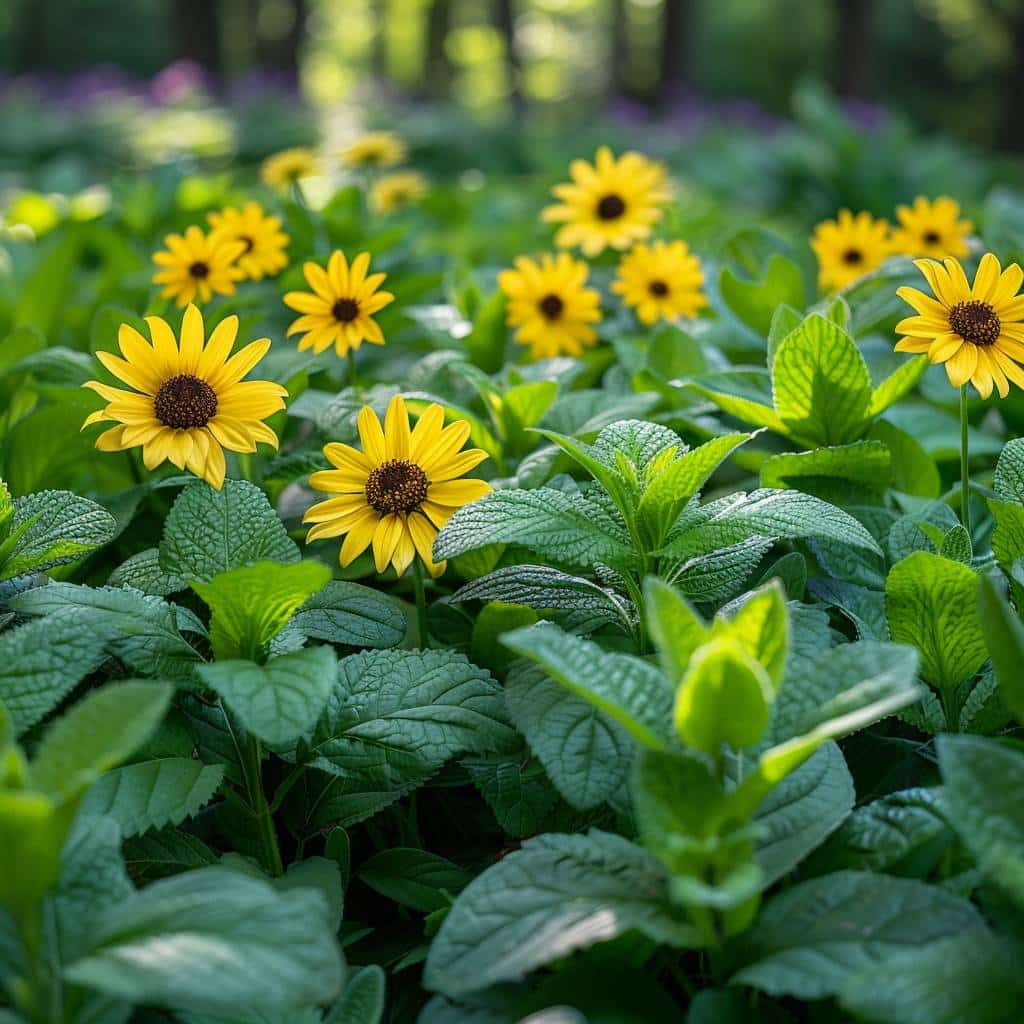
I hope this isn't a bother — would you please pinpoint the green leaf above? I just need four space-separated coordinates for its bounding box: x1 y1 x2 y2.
64 867 345 1015
674 639 773 753
686 380 787 435
433 488 636 570
463 289 507 373
988 497 1024 567
295 649 515 778
108 547 185 596
719 254 805 336
423 830 698 997
732 870 984 999
591 420 682 473
81 758 225 837
357 848 472 912
501 621 673 749
994 437 1024 501
123 828 219 882
192 560 330 660
869 355 928 416
463 750 559 838
505 660 631 810
771 315 873 446
0 489 115 580
287 580 407 648
159 479 300 585
31 680 173 801
759 441 891 502
644 577 709 686
977 573 1024 721
885 551 987 692
938 734 1024 906
324 964 386 1024
940 524 972 564
199 646 338 747
840 932 1024 1024
718 582 789 688
868 419 940 499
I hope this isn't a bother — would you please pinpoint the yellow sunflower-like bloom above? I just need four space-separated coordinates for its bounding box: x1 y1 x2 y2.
261 147 320 190
811 209 891 292
891 196 973 260
304 395 490 578
372 170 428 213
283 251 395 359
612 240 707 325
541 147 671 257
207 202 290 281
152 226 246 308
340 131 406 170
82 305 287 490
498 253 603 361
895 254 1024 399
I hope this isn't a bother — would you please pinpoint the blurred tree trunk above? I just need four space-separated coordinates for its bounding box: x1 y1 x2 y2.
495 0 524 117
259 0 307 83
173 0 224 74
371 0 389 81
834 0 874 99
423 0 453 99
10 0 49 72
998 4 1024 151
657 0 692 108
610 0 630 100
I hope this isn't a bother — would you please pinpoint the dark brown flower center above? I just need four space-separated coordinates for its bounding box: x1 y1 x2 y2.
922 231 941 245
538 293 564 320
596 193 626 220
238 235 254 254
648 280 669 297
364 459 429 515
841 249 863 265
333 298 359 322
154 374 218 429
949 300 1000 346
189 261 210 279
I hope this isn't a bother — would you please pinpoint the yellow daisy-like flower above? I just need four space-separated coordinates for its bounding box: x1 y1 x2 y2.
82 305 287 490
340 131 406 170
541 147 670 257
811 209 891 292
261 147 320 190
207 202 290 281
612 240 708 325
152 226 246 308
371 170 429 213
895 254 1024 399
283 251 395 359
498 253 603 361
891 196 973 260
304 395 490 578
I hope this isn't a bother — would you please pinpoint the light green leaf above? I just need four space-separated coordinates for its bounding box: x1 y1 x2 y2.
772 315 873 446
81 758 225 837
643 576 709 686
719 254 805 336
686 383 786 435
885 551 987 692
718 582 789 688
501 621 673 749
993 436 1024 501
423 830 697 997
192 560 330 660
977 573 1024 721
759 441 891 501
869 355 928 416
159 479 300 585
590 420 682 473
198 646 338 747
868 420 940 499
988 497 1024 567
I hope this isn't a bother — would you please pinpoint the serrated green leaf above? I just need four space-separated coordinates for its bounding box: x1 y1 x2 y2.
357 848 472 912
463 750 559 837
287 580 407 648
122 828 219 882
108 547 185 596
759 441 891 502
988 496 1024 567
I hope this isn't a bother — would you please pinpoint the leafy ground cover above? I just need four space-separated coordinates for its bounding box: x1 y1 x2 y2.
3 109 1024 1024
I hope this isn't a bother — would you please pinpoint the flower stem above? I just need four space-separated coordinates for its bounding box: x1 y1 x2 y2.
245 734 284 877
413 558 429 647
347 348 360 395
959 384 970 537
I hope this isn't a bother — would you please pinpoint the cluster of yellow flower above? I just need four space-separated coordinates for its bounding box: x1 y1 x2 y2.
812 196 973 292
499 146 708 361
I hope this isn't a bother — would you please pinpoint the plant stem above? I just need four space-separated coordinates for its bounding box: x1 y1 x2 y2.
347 348 360 395
290 179 308 210
238 451 254 483
245 734 284 877
413 558 429 647
959 383 970 537
942 687 961 734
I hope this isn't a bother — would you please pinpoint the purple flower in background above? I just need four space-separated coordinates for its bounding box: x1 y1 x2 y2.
843 98 886 133
66 65 140 108
149 61 215 104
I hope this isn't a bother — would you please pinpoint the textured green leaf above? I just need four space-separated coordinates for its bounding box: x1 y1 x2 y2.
988 497 1024 567
122 828 219 882
501 621 673 749
463 750 560 837
81 758 225 837
107 547 185 596
772 315 873 446
325 964 386 1024
590 419 682 472
732 870 984 999
886 552 987 692
672 537 776 603
719 582 789 688
759 441 890 501
192 560 330 660
977 573 1024 721
993 436 1024 501
357 848 472 912
287 580 407 648
719 253 805 336
424 831 697 997
687 379 787 434
505 660 631 810
159 479 300 585
64 868 344 1015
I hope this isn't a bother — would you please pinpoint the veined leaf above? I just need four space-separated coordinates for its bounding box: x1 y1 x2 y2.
993 436 1024 502
287 580 407 649
977 573 1024 721
759 441 891 501
869 355 928 416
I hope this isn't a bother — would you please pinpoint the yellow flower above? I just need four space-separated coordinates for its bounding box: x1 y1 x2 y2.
304 395 489 578
340 131 406 170
207 202 290 281
371 170 428 213
283 251 395 359
498 253 603 360
152 226 246 308
891 196 973 260
895 254 1024 399
261 147 320 190
811 210 891 292
541 147 670 257
612 240 707 325
82 305 287 490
